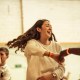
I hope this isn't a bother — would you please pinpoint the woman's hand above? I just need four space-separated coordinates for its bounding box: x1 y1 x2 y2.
53 54 65 64
58 50 67 63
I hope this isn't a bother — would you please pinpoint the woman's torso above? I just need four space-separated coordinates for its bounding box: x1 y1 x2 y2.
24 39 62 80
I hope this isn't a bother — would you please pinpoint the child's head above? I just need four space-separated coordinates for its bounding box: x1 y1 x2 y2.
0 47 9 66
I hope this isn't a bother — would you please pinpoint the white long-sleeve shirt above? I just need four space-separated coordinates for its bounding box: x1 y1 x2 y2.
0 64 11 80
24 39 65 80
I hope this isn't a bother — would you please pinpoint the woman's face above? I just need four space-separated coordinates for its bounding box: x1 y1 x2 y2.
37 21 52 39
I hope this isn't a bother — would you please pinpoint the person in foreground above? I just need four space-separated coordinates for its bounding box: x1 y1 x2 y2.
0 47 11 80
6 19 66 80
59 48 80 62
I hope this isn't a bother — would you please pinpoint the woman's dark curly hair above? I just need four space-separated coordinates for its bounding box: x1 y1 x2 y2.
6 19 57 53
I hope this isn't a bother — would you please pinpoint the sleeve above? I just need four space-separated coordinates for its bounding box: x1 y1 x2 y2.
55 42 62 54
54 42 65 79
24 40 46 56
53 64 65 80
2 69 11 80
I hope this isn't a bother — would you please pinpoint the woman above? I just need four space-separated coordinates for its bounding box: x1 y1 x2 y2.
7 19 65 80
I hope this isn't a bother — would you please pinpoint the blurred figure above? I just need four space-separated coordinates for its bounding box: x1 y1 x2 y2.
0 47 11 80
59 48 80 61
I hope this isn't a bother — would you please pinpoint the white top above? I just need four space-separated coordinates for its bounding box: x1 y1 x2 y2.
24 39 65 80
0 64 11 80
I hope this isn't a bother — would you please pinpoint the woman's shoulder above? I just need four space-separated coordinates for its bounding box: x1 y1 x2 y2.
27 39 38 44
51 41 61 48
